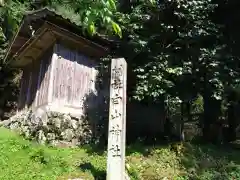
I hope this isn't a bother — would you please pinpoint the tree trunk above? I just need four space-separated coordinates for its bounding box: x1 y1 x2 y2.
180 102 185 141
203 94 222 142
227 102 237 141
186 101 192 122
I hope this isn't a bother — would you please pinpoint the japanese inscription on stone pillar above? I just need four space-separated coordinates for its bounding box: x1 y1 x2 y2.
107 58 127 180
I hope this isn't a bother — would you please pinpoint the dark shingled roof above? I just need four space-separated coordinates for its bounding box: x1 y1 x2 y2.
5 7 117 66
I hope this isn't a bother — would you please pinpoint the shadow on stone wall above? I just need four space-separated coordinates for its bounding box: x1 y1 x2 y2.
81 58 110 147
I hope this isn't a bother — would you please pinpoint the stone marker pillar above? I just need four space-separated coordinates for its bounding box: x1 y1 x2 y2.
106 58 127 180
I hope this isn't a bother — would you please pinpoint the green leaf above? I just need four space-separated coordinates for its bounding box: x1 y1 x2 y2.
88 22 96 35
108 0 116 10
0 0 4 7
148 0 156 6
111 21 122 38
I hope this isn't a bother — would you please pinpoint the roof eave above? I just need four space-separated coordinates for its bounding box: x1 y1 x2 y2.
4 8 116 66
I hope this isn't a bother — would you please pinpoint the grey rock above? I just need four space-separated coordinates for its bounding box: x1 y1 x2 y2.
10 122 19 130
48 111 61 118
71 120 78 130
70 115 80 121
63 114 71 120
71 138 80 146
37 130 46 144
61 128 74 141
47 133 56 141
0 120 11 127
42 117 48 127
5 109 93 147
22 117 29 126
49 140 59 146
62 118 72 129
52 118 62 129
23 128 31 138
25 110 32 119
31 115 42 126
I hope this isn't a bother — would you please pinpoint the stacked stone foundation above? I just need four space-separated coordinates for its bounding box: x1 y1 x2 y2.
2 110 93 147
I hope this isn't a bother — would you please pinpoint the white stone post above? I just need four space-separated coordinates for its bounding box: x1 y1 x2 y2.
106 58 127 180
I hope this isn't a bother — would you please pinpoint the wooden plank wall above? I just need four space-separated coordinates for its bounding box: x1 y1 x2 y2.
28 58 41 107
18 47 53 110
18 43 100 114
36 48 52 107
18 66 30 110
52 43 98 110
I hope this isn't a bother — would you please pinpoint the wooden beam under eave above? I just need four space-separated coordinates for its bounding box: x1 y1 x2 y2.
11 56 33 67
17 36 28 41
29 46 44 52
44 22 109 58
16 40 55 67
53 31 106 58
10 24 57 67
16 28 49 61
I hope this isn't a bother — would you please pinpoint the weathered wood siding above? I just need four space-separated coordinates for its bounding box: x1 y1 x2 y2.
51 43 98 112
18 47 53 110
18 42 101 116
18 66 30 110
27 58 41 107
35 48 52 107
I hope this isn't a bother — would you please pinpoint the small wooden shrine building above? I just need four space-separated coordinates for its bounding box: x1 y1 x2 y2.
5 8 113 117
5 8 166 143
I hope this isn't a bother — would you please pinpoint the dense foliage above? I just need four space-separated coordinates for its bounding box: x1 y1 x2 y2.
115 0 240 140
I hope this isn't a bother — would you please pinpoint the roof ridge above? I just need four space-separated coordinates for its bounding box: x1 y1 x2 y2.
25 7 53 15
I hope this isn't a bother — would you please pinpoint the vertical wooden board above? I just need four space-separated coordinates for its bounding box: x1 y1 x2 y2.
22 66 31 109
58 46 65 103
40 54 49 105
35 55 43 107
68 49 74 104
107 58 127 180
79 54 84 101
30 58 41 108
18 68 29 110
26 69 32 107
63 47 69 103
38 57 45 106
38 59 46 106
48 43 100 112
75 52 83 106
52 43 77 106
66 49 75 105
73 51 78 106
36 48 52 107
77 52 83 106
52 52 59 100
52 43 60 101
59 61 64 100
17 71 24 110
45 55 52 103
48 45 57 104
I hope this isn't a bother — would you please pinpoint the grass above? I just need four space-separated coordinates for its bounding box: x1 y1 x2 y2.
1 127 240 180
0 127 103 180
